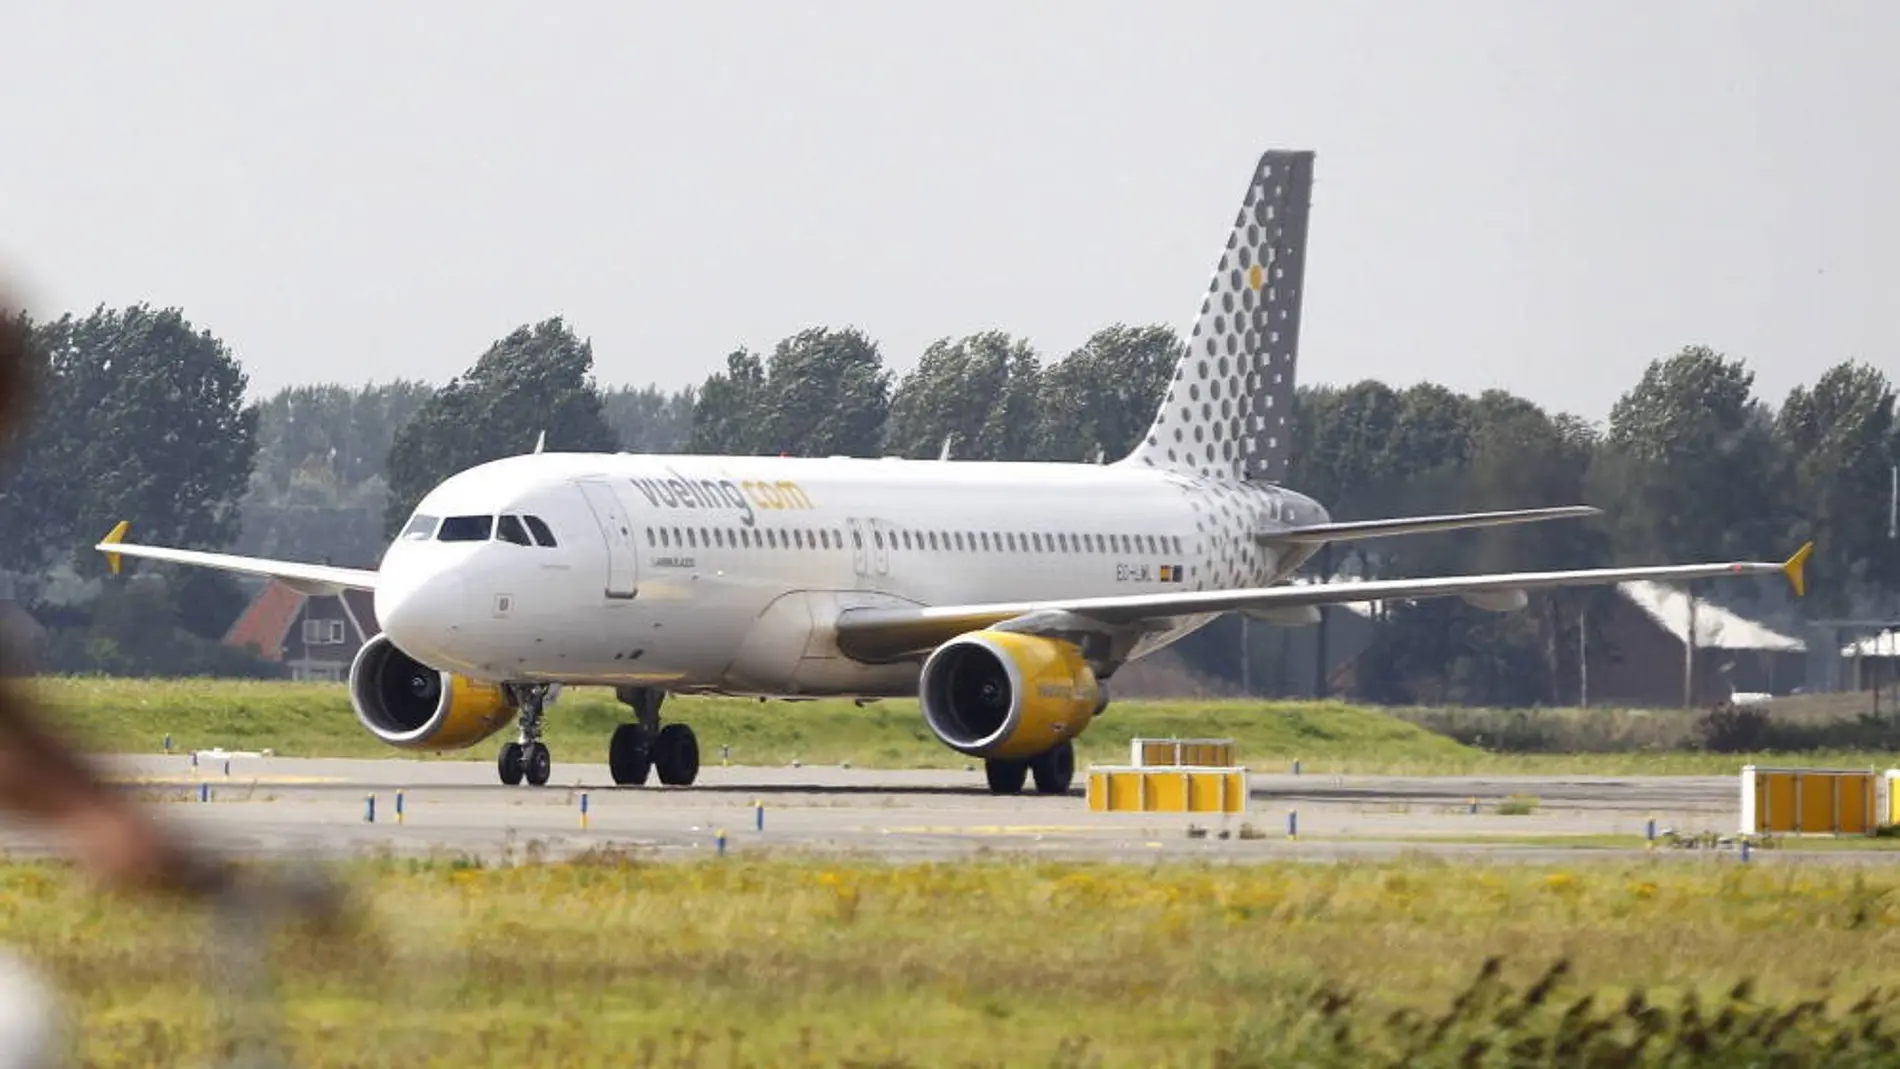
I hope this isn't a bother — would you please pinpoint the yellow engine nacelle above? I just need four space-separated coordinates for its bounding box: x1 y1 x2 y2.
348 633 518 751
918 630 1105 760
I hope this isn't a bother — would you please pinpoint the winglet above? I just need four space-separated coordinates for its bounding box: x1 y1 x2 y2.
99 520 129 576
1784 541 1813 598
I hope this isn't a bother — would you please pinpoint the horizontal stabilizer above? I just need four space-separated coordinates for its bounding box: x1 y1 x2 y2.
1260 505 1600 545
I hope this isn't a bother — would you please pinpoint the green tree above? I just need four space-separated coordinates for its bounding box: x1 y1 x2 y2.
687 349 768 455
885 332 1043 460
1589 345 1785 566
757 327 891 457
602 384 695 454
241 381 435 566
384 318 618 536
36 305 259 569
0 309 68 579
1035 324 1181 462
1776 361 1899 613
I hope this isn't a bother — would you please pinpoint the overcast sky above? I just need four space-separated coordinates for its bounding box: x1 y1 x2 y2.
2 2 1892 423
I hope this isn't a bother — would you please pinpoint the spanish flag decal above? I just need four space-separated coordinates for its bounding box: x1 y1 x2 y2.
1158 565 1174 582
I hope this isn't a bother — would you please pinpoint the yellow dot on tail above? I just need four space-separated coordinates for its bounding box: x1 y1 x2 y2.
1247 264 1264 290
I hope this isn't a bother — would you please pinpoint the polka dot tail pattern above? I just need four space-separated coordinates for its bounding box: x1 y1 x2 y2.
1122 149 1314 487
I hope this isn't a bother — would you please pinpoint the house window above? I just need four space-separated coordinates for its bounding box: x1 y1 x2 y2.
303 618 346 645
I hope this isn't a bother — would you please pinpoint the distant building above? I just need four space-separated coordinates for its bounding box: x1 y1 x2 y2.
223 579 378 682
1246 578 1808 708
1585 581 1808 707
1839 629 1900 693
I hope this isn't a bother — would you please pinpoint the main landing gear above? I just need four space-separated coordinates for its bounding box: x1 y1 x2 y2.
607 686 700 787
497 684 553 788
983 740 1075 796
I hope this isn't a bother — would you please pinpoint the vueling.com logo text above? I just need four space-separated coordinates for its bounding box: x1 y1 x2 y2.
627 468 813 527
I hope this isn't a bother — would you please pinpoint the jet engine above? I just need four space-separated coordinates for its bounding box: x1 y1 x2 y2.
918 630 1105 760
348 633 517 751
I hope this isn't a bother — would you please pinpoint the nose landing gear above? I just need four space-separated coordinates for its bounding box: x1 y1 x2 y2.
497 684 553 787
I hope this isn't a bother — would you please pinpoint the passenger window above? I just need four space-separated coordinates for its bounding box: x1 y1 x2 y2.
645 528 656 545
980 532 991 552
1032 533 1044 552
496 515 533 546
401 514 439 541
438 515 493 542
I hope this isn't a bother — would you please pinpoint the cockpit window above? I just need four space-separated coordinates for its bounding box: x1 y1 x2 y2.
438 515 493 542
523 515 557 547
401 513 439 541
496 514 532 546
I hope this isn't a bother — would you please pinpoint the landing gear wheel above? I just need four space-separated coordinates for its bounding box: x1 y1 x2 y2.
1030 741 1075 795
503 683 553 787
524 742 552 787
497 741 524 786
984 758 1028 795
653 723 700 786
609 723 653 786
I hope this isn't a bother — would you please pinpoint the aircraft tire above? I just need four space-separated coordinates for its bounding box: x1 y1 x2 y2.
1030 741 1074 795
497 741 524 786
654 723 700 786
609 724 652 786
984 758 1028 795
524 742 552 787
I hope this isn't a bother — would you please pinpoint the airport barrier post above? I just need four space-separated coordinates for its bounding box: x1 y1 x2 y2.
1740 765 1878 836
364 793 376 824
396 789 405 825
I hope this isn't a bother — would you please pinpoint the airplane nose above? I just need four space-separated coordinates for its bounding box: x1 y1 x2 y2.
374 573 468 656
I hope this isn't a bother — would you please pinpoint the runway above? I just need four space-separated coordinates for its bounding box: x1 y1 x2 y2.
0 753 1887 867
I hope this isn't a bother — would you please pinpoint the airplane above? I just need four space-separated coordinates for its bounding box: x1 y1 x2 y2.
93 149 1813 794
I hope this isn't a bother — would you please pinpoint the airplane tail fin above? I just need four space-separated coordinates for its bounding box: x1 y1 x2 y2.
1119 149 1315 485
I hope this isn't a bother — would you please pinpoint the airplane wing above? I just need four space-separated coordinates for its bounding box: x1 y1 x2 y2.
95 522 378 595
1259 505 1600 545
833 543 1813 663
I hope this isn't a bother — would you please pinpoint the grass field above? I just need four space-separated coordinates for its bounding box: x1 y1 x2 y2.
8 853 1900 1067
28 676 1900 778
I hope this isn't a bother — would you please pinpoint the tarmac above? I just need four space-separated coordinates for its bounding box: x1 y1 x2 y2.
0 753 1888 868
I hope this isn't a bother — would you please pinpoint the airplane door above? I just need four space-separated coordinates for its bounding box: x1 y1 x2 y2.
846 518 869 577
575 478 638 599
868 518 891 576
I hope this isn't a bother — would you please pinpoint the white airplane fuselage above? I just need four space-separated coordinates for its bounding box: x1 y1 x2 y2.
375 451 1329 697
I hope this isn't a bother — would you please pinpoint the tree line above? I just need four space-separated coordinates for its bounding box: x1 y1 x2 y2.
1 303 1892 703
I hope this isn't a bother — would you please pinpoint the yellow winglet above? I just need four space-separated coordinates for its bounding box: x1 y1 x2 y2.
1783 541 1813 598
100 520 129 576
